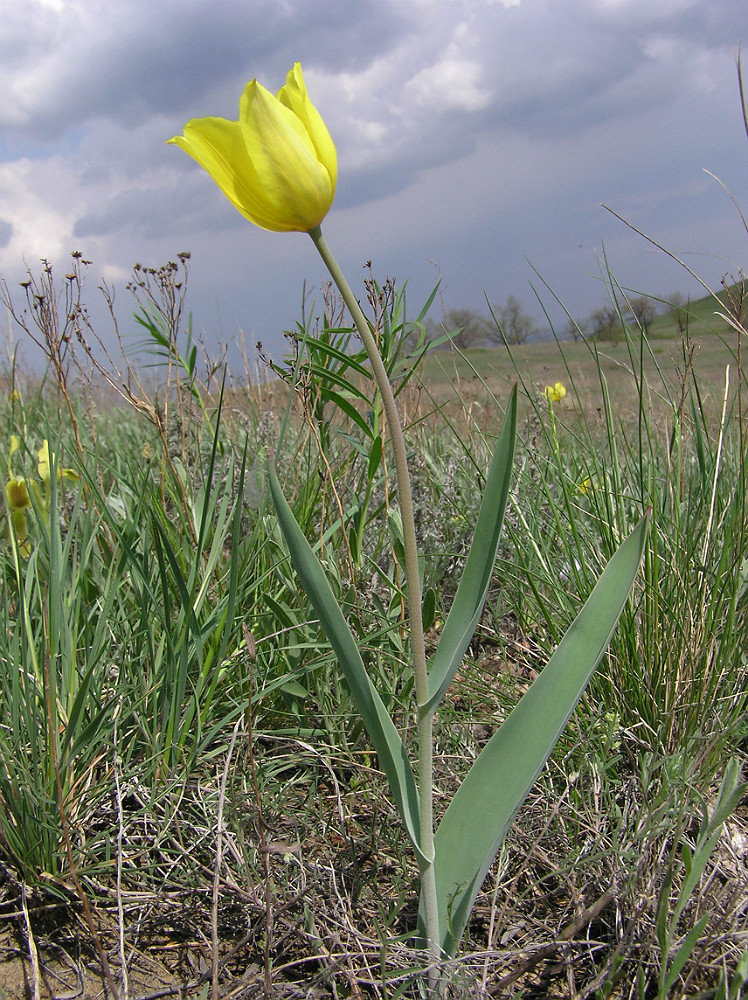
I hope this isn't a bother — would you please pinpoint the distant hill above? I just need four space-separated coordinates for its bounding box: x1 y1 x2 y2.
642 281 745 341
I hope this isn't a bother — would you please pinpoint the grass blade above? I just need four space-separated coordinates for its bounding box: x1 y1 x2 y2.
661 913 711 996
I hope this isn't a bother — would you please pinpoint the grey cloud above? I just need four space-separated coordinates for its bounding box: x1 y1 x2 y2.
2 0 745 367
5 0 404 141
74 172 244 241
0 219 12 248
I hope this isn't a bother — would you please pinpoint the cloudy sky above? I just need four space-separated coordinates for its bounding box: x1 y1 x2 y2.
1 0 745 373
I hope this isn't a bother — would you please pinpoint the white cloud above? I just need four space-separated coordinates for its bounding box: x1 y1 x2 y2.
405 44 491 112
0 159 76 266
642 35 726 94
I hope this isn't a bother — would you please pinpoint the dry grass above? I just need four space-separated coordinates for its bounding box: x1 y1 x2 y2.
409 333 742 430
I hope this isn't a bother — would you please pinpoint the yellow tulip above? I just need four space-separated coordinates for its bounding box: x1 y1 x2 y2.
37 440 51 483
5 438 31 511
168 62 337 233
33 440 79 522
5 475 30 511
5 438 32 558
544 381 567 404
36 440 79 486
3 438 80 557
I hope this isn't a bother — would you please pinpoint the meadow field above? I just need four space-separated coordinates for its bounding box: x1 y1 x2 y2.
0 260 746 1000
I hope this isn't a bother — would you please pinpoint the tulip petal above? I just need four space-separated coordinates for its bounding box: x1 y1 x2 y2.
37 440 51 483
277 63 337 195
168 117 281 230
169 63 336 233
5 476 30 510
239 80 333 232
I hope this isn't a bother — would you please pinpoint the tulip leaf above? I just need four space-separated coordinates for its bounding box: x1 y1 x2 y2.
425 515 648 957
267 460 424 863
423 384 517 716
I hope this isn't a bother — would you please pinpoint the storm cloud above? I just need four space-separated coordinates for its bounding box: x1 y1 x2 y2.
1 0 745 367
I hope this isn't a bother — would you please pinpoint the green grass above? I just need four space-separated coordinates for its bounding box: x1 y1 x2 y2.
0 257 746 999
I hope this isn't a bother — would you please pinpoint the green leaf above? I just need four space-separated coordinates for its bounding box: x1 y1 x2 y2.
661 913 710 996
670 758 746 935
423 384 517 716
367 434 383 482
307 338 371 382
426 515 649 957
421 587 436 632
267 459 424 863
730 949 748 999
318 388 375 440
703 758 746 833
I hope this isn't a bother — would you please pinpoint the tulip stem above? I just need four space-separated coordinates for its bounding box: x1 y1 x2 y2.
308 226 440 975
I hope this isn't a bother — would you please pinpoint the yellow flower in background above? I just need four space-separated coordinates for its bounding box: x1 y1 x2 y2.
5 475 30 511
34 440 80 518
169 62 337 233
5 437 31 558
544 381 567 404
4 437 80 557
36 440 79 488
6 436 29 507
36 440 52 484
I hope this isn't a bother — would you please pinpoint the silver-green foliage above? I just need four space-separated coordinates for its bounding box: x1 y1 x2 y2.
268 381 648 958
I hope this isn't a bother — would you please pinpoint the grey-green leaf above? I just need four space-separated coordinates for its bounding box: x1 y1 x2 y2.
424 384 517 716
267 460 424 863
426 515 649 957
661 913 711 996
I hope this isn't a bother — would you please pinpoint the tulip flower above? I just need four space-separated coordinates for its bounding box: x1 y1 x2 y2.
6 505 31 559
36 440 79 489
168 62 337 233
544 381 567 403
6 439 30 507
4 437 79 557
33 440 80 519
5 476 30 510
5 437 31 557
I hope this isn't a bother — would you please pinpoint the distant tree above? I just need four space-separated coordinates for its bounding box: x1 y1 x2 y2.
423 298 538 349
425 308 493 350
488 295 538 345
564 316 589 342
588 304 620 341
668 292 689 334
627 296 658 335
